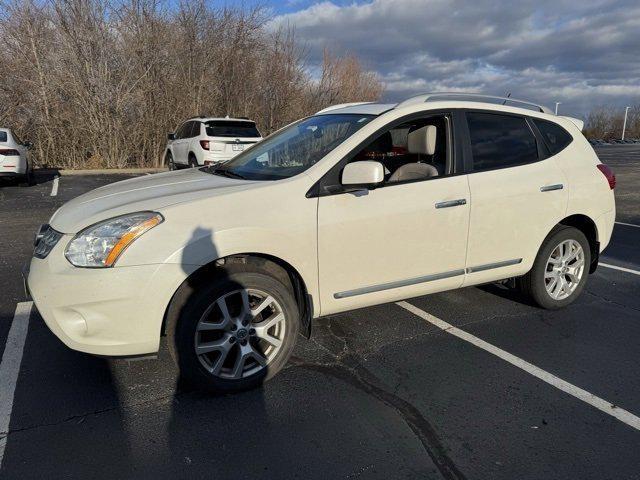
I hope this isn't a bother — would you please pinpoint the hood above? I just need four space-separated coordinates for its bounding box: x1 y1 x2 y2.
50 168 257 233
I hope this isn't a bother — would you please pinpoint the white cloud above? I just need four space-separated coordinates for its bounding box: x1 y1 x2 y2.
271 0 640 116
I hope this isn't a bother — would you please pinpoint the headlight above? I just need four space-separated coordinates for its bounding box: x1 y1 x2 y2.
65 212 163 268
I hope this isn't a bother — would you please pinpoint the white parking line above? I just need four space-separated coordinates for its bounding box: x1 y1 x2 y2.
0 302 32 468
50 176 59 197
615 221 640 229
600 263 640 276
397 301 640 432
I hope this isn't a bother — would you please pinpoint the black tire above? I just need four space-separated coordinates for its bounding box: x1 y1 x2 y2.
168 269 299 393
166 151 176 171
18 169 34 187
188 153 198 168
517 226 591 309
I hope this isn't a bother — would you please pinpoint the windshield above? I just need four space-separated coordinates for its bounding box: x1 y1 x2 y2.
0 131 7 143
208 114 375 180
205 121 261 138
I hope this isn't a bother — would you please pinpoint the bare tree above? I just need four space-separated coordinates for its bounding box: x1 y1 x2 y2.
0 0 385 169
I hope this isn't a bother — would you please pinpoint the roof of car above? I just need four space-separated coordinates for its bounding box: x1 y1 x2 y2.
187 117 256 123
316 92 555 117
316 103 396 116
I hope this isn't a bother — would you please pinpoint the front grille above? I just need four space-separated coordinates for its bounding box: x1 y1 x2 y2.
34 224 63 259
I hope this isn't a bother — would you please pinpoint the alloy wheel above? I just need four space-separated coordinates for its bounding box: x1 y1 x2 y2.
194 288 286 379
544 239 585 300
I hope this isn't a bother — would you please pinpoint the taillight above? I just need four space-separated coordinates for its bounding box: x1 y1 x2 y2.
199 140 210 150
597 164 616 189
0 149 20 156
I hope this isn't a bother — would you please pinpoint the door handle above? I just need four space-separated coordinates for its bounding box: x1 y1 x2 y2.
435 199 467 209
540 184 563 192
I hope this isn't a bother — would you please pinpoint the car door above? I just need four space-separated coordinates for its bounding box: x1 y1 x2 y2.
173 122 191 164
316 112 471 315
462 110 568 286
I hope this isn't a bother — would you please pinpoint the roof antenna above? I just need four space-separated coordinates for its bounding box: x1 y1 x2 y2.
502 92 511 105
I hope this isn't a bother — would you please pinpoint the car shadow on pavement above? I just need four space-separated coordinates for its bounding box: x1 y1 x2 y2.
2 309 137 478
0 169 60 188
31 169 61 186
476 283 538 307
164 227 271 474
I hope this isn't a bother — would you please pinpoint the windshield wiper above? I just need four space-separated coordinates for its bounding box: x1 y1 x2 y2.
207 167 246 180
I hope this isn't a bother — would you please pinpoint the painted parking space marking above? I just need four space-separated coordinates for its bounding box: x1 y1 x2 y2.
50 176 59 197
397 300 640 432
615 221 640 229
600 263 640 276
0 302 33 469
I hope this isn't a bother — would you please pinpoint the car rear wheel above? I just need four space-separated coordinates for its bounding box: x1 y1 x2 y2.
168 270 299 393
517 226 591 309
188 154 198 168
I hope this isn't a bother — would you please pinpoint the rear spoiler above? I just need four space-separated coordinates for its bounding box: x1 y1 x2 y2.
560 116 584 132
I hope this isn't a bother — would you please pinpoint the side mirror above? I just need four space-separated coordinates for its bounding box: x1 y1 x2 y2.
167 132 176 141
341 161 385 189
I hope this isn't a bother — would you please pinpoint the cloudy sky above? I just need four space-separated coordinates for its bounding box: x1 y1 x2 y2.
267 0 640 118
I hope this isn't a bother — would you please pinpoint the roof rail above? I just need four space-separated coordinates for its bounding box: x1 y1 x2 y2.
396 92 554 114
316 102 373 114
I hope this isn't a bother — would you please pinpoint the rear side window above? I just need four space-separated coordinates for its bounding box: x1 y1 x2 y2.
533 118 572 155
0 132 7 142
467 112 539 171
205 121 260 138
190 122 201 137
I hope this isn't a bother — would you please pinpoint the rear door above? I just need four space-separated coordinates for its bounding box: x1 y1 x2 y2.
462 110 568 285
173 122 192 164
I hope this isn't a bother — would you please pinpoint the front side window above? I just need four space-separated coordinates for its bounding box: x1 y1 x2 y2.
467 112 539 171
205 121 261 138
344 114 450 186
533 118 572 155
209 114 374 180
177 123 191 139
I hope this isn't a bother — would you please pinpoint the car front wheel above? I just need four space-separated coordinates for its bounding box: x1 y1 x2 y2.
517 226 591 309
168 270 299 393
166 152 176 171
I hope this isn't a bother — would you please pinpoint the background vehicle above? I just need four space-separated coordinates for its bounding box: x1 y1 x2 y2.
28 93 615 393
165 117 262 169
0 128 33 184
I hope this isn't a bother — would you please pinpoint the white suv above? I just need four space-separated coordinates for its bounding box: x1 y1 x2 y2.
27 93 616 393
165 117 262 169
0 128 33 184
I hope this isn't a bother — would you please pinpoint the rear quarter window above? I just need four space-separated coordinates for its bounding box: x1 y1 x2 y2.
532 118 573 155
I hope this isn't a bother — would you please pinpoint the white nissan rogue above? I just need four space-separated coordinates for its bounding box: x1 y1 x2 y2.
27 93 616 393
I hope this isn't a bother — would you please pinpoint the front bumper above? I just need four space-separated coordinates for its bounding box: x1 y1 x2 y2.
27 237 193 357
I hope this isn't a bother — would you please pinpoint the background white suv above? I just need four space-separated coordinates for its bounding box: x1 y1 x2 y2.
165 117 262 169
0 127 33 184
28 93 616 393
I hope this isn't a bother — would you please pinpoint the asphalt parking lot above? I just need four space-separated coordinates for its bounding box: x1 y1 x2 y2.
0 146 639 479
